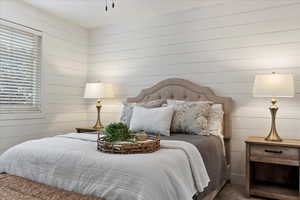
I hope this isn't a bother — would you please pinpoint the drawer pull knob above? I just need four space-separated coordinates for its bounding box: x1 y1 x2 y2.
265 149 282 154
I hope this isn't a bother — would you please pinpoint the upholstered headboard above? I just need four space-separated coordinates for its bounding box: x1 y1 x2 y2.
127 78 233 164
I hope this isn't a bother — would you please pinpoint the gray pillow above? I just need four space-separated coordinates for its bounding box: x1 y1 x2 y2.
120 99 166 126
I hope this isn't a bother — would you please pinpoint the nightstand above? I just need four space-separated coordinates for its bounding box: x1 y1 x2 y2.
245 136 300 200
75 127 101 133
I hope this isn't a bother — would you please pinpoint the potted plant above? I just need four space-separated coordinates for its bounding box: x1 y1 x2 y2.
103 122 135 143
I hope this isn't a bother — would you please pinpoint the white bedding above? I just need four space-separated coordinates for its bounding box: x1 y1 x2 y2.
0 133 209 200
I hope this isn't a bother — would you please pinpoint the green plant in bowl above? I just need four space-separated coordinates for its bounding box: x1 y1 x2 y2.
103 122 135 143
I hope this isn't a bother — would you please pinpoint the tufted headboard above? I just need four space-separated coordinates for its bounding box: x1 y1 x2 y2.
126 78 233 164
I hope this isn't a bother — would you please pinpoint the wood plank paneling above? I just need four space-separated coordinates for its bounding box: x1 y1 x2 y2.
0 0 89 153
87 0 300 184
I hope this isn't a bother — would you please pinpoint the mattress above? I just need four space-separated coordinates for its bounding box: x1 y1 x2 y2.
160 134 227 197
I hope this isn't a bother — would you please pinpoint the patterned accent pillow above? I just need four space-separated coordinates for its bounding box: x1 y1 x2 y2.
120 99 166 126
207 104 224 136
167 100 224 136
168 101 211 135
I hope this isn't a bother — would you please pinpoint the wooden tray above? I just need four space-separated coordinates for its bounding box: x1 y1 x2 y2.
97 134 160 154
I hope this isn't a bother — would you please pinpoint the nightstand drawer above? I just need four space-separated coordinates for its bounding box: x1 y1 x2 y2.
251 144 299 161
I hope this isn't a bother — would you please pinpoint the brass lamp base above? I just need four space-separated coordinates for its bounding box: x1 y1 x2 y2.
265 98 282 142
265 129 282 142
93 99 104 130
93 121 104 130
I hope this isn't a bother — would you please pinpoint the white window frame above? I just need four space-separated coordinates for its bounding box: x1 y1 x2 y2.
0 18 46 120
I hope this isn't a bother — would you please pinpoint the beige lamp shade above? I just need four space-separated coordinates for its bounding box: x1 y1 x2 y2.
84 82 114 99
253 73 295 98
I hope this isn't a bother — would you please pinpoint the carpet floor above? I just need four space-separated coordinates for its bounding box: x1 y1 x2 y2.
216 184 265 200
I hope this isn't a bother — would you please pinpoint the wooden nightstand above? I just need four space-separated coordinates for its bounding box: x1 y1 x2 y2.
75 127 101 133
245 136 300 200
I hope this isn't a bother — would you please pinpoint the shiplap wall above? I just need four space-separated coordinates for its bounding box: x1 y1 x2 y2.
0 0 88 154
87 0 300 184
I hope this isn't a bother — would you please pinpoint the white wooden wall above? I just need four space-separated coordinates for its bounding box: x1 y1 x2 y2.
87 0 300 184
0 0 88 154
2 0 300 185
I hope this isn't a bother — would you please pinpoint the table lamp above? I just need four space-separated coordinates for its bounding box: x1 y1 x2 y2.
84 82 114 130
253 72 294 141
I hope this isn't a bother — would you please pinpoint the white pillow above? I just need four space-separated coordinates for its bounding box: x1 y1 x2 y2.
130 106 174 136
120 99 166 126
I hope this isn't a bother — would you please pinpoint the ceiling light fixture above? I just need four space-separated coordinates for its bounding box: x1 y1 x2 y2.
105 0 116 12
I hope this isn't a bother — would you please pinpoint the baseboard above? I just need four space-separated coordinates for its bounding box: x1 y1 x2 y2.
231 173 245 185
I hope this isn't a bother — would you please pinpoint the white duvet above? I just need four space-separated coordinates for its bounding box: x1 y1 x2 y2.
0 133 209 200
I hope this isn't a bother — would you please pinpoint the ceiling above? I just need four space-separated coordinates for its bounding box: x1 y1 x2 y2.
22 0 226 29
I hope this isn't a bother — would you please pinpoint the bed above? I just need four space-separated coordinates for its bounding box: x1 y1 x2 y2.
0 78 232 200
126 78 232 200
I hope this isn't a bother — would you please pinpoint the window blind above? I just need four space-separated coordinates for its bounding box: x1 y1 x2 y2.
0 19 42 114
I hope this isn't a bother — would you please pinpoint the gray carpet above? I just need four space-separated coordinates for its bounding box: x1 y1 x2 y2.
216 184 265 200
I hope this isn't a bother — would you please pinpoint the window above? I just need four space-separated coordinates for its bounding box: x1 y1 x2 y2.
0 19 42 115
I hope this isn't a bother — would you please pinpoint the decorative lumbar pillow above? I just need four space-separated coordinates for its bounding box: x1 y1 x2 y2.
167 100 211 135
129 106 174 136
120 99 165 126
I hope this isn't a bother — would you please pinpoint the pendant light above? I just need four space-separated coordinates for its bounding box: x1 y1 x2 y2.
105 0 116 12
